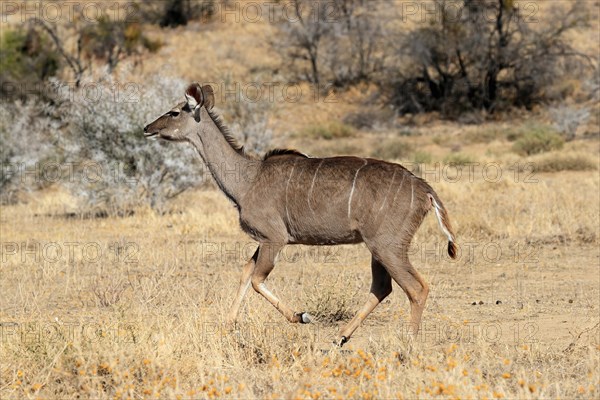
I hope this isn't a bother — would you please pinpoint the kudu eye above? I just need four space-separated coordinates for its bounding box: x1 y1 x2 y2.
170 110 180 117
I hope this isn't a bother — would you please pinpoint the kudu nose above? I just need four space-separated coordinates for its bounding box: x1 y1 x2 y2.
143 125 148 133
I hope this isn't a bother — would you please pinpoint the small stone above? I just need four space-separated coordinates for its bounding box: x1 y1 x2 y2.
568 299 573 303
478 300 484 305
496 300 502 305
471 302 477 305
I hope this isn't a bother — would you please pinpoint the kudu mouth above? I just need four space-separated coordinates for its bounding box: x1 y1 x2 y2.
143 125 159 139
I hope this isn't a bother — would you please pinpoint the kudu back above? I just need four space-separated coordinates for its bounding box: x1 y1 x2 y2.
144 83 457 346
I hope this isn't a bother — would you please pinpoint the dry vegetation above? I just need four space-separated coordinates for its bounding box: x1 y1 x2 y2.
2 167 599 399
1 1 600 399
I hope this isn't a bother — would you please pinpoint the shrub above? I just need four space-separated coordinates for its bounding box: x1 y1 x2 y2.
226 98 273 157
387 0 591 116
0 28 59 100
512 126 564 156
273 0 388 86
371 139 413 161
0 100 62 204
299 121 355 140
549 105 590 141
412 151 432 164
61 75 203 215
139 0 217 28
80 17 163 72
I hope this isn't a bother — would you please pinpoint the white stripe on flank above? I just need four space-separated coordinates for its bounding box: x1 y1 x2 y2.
348 159 368 218
285 161 297 224
308 159 324 215
431 197 453 242
390 173 406 207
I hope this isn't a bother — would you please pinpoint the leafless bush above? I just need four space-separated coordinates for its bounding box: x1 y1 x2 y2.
273 0 388 87
387 0 592 116
60 74 203 215
0 100 63 204
323 0 389 86
227 99 273 157
549 105 590 141
24 14 161 89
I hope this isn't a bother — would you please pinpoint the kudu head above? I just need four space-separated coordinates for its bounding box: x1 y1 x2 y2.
143 83 215 142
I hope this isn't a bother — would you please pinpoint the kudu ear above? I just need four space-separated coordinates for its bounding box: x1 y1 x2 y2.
185 83 203 109
185 83 203 122
201 85 215 110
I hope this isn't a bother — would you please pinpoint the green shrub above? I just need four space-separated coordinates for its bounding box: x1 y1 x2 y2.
412 151 432 164
512 126 564 156
0 28 59 98
300 121 355 140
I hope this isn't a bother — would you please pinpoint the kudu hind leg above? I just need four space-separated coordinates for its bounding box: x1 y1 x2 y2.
251 243 311 324
383 251 429 335
336 257 392 346
226 248 259 326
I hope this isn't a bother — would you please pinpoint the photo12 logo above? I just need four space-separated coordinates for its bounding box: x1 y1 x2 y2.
399 1 539 24
1 2 138 23
0 320 138 344
1 81 141 104
1 161 140 187
1 241 139 264
202 81 338 104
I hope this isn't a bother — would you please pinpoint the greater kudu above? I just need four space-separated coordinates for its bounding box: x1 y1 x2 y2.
144 83 457 346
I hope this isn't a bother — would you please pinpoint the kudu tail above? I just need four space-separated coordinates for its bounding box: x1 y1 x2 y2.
427 193 457 259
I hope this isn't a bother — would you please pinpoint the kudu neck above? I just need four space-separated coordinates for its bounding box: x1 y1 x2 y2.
187 108 260 205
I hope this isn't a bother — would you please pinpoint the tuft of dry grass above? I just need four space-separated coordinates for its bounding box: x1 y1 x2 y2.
297 121 356 141
371 138 414 161
443 152 477 165
530 152 598 173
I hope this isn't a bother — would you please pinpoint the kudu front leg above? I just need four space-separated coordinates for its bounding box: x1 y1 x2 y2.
251 243 312 324
335 257 392 346
226 248 259 327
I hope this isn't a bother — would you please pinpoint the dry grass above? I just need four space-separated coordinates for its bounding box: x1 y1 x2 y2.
529 152 598 173
2 1 600 398
2 159 599 398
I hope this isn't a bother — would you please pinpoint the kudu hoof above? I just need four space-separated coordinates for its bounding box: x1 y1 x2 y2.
295 312 313 324
334 336 348 347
